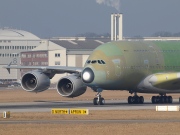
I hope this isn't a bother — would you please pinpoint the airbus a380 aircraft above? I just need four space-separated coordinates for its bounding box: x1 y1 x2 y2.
4 41 180 105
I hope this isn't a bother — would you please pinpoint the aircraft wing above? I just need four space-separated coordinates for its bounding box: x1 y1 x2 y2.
3 64 83 74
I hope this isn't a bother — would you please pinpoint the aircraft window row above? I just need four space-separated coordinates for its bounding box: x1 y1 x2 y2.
0 40 11 43
0 53 19 57
87 60 106 64
134 50 149 52
134 50 180 53
0 46 36 50
124 66 180 69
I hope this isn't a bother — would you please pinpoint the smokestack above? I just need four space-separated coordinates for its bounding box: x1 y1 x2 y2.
111 13 123 41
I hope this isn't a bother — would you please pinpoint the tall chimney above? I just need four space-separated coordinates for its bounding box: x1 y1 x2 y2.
111 14 123 41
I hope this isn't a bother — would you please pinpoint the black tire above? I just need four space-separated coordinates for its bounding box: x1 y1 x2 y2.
93 98 98 105
99 98 105 105
134 96 140 104
164 96 168 103
128 96 133 104
152 96 156 104
160 96 165 104
168 96 173 103
139 96 144 104
156 96 160 103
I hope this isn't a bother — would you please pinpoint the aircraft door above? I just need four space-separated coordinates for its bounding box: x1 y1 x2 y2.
112 59 121 77
148 46 160 65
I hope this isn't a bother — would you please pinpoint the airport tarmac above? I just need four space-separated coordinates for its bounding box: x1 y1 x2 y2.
0 99 179 113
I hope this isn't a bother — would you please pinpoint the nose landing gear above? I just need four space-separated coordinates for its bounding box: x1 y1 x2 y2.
92 88 105 105
93 92 105 105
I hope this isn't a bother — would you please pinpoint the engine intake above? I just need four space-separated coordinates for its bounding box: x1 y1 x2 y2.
21 70 50 92
57 75 87 97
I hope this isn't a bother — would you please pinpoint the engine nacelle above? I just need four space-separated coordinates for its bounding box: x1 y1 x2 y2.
57 75 87 98
21 70 50 92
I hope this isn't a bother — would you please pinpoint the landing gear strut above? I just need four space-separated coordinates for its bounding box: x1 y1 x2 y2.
93 92 105 105
151 94 172 104
128 92 144 104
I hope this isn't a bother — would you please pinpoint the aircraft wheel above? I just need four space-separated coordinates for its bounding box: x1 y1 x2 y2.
93 98 98 105
160 96 165 104
168 96 173 103
164 96 168 103
139 96 144 104
135 96 140 104
128 96 133 104
156 96 160 103
99 98 105 105
152 96 156 104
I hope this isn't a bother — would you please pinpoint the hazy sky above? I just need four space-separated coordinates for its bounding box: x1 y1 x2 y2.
0 0 180 38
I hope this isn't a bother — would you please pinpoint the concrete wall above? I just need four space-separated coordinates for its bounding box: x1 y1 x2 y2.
48 49 67 84
67 55 76 67
82 55 89 67
48 50 66 66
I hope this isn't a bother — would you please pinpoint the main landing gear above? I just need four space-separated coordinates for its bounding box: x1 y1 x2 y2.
128 93 144 104
93 92 105 105
151 95 172 104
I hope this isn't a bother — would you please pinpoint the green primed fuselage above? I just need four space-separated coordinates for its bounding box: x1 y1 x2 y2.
85 41 180 93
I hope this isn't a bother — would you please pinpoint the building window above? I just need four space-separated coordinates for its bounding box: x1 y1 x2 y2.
32 54 36 58
32 62 39 66
55 61 60 65
21 54 26 58
55 53 60 57
41 62 48 66
27 54 31 58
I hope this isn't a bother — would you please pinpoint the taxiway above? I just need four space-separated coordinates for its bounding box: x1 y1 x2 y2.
0 99 179 113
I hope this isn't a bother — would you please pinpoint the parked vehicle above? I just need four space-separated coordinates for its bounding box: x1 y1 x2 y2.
8 82 21 87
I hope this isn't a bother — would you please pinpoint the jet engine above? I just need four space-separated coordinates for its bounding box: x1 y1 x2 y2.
57 75 87 97
21 70 50 92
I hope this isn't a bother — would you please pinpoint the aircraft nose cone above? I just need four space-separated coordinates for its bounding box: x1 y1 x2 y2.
82 67 94 83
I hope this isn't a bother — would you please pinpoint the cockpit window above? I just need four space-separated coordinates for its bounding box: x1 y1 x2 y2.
98 60 102 64
101 60 106 64
87 60 106 64
87 60 91 64
91 60 97 64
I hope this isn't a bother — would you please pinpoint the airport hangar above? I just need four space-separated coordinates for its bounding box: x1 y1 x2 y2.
0 28 43 82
